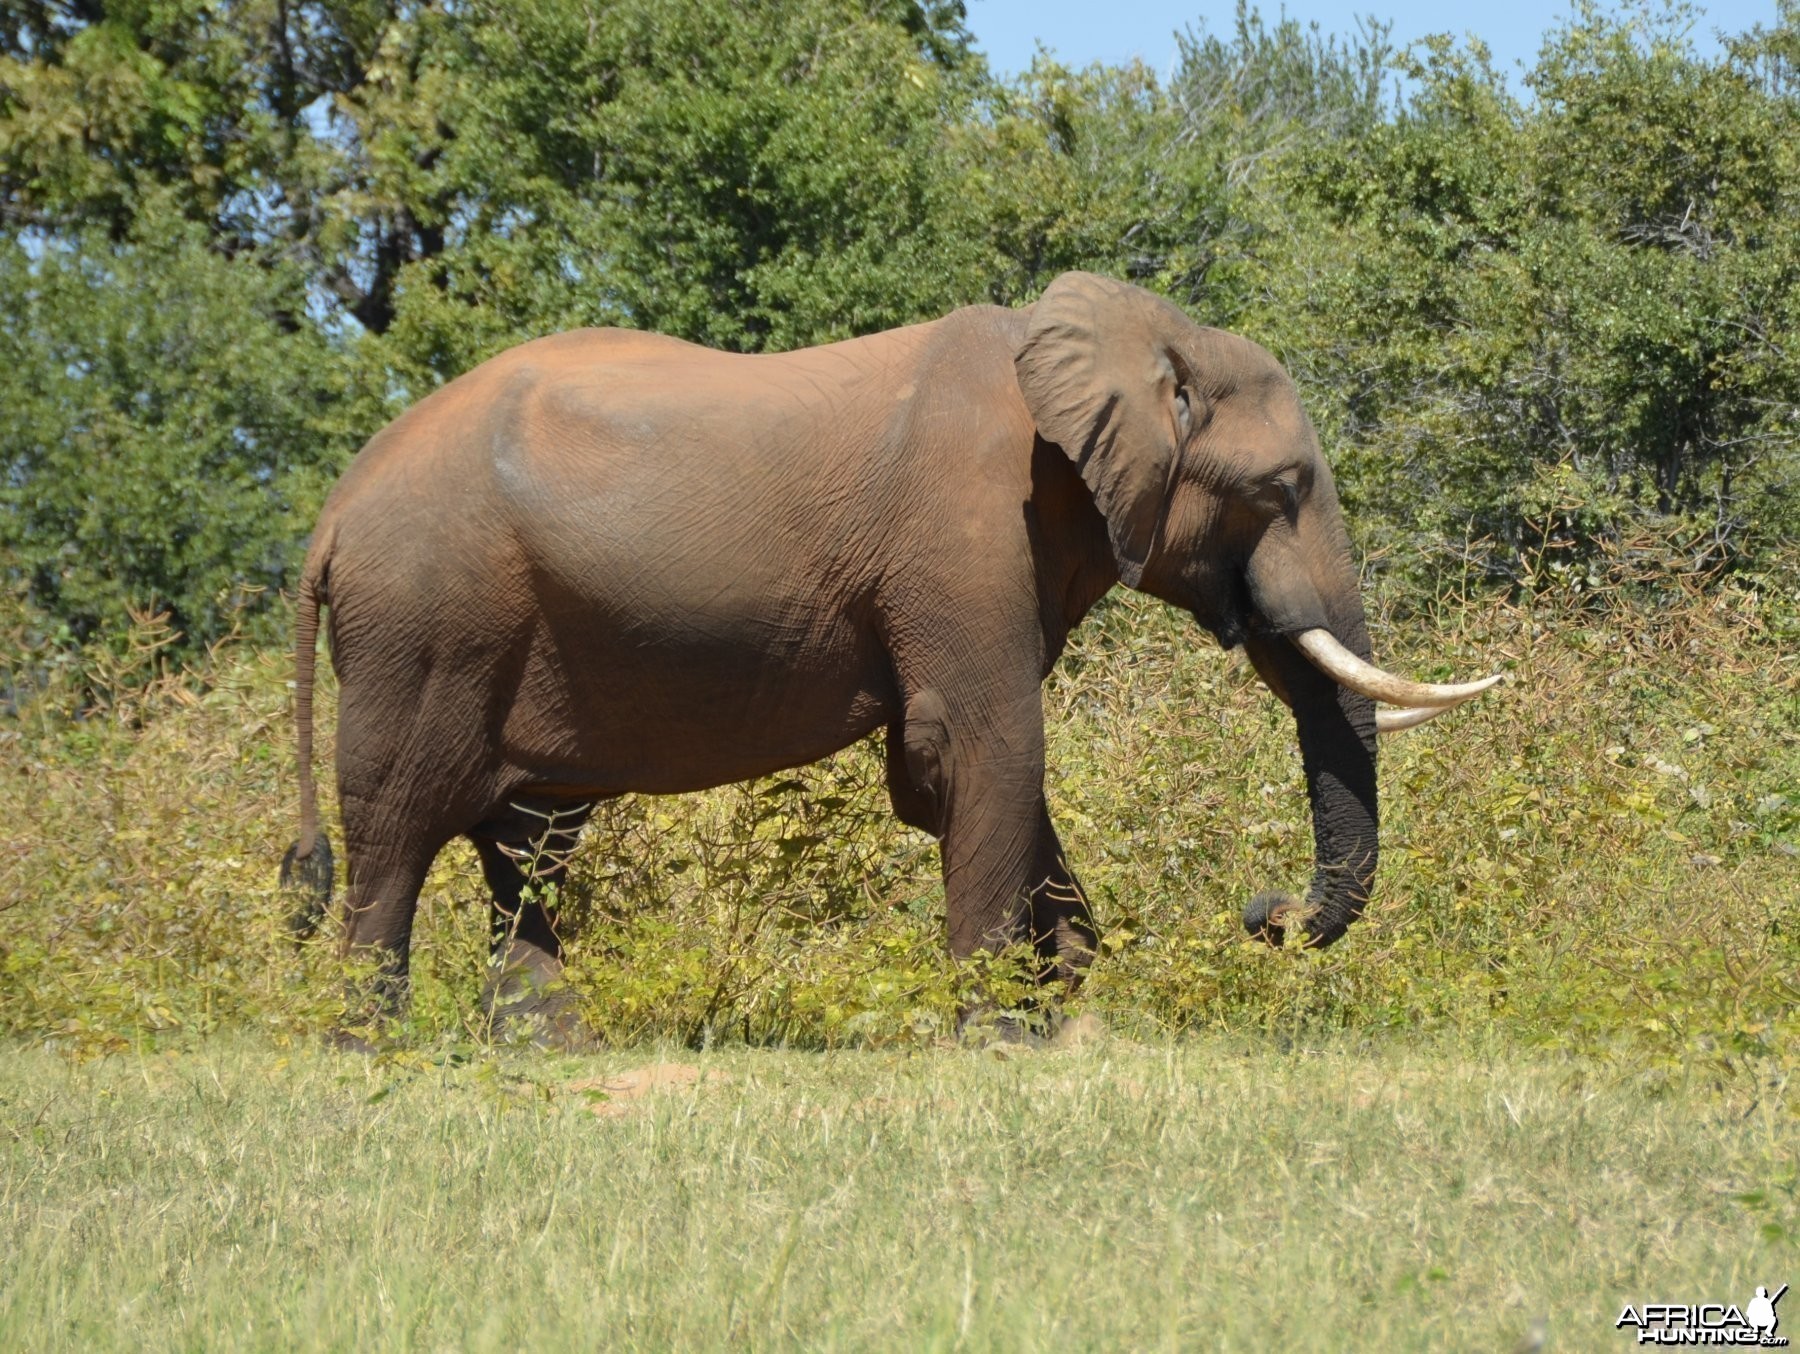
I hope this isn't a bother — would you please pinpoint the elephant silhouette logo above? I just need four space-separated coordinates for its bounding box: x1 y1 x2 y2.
1748 1285 1787 1337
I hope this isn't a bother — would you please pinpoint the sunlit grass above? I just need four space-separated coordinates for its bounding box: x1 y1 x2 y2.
4 566 1796 1347
1 1034 1791 1351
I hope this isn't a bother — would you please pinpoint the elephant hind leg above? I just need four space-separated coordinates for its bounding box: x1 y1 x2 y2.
471 798 593 955
337 829 442 1020
469 798 595 1048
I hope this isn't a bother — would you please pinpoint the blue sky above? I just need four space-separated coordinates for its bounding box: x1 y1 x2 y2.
963 1 1785 82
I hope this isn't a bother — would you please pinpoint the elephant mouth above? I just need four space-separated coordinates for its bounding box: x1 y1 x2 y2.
1191 583 1504 736
1200 611 1250 648
1188 571 1255 648
1289 627 1502 732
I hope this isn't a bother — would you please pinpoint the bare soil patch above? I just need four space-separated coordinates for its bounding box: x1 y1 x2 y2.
568 1063 732 1118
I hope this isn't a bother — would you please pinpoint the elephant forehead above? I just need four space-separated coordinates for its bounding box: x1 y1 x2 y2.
1201 382 1316 470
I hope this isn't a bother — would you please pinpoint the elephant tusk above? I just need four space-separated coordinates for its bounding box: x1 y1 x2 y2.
1279 692 1450 732
1376 705 1450 734
1293 628 1503 708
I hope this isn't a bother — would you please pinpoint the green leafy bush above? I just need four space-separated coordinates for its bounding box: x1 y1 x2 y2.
1255 5 1800 579
4 570 1794 1094
2 1 1796 1102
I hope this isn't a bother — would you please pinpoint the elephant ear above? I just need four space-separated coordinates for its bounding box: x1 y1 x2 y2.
1014 271 1190 588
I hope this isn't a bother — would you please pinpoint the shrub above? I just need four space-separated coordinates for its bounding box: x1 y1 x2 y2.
3 565 1794 1093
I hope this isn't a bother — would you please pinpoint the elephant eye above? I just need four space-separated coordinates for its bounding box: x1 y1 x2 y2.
1255 475 1300 518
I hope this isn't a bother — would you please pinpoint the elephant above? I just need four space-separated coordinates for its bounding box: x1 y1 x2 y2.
279 270 1499 1039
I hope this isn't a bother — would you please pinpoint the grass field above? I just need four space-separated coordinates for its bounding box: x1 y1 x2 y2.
2 1032 1793 1351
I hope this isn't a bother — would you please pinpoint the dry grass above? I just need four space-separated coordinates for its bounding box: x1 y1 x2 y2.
0 1032 1792 1350
4 573 1796 1348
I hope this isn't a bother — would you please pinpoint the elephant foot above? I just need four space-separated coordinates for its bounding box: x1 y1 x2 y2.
483 940 592 1051
956 1009 1108 1053
954 1002 1052 1049
328 968 409 1051
326 1027 385 1055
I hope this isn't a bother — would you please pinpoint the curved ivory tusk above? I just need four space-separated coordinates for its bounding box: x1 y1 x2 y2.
1293 628 1503 708
1376 705 1450 734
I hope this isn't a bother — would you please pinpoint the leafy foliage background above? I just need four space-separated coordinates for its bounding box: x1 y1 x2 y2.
4 0 1797 648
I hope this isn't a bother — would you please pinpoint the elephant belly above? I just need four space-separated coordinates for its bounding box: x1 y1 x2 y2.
498 608 896 797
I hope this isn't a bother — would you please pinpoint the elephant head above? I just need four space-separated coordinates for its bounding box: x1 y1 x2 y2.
1015 271 1499 947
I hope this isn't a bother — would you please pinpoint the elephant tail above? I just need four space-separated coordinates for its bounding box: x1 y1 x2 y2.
279 540 334 937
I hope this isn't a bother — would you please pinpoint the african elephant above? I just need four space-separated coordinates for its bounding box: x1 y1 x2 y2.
280 271 1498 1036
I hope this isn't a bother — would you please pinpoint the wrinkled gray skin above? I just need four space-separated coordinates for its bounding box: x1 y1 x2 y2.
281 271 1377 1039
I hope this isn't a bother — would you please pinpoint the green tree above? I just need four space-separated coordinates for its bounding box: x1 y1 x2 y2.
6 0 1796 657
375 0 986 378
932 7 1393 321
0 1 447 335
1255 3 1800 577
0 212 376 646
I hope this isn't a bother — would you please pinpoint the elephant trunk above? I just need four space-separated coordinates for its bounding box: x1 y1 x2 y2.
1238 517 1380 949
1241 627 1379 948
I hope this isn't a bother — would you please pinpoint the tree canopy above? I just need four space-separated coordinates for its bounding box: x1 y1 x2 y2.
3 0 1796 650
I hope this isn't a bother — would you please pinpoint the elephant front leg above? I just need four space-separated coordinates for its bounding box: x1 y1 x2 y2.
1026 804 1098 991
895 683 1077 1032
948 797 1098 1005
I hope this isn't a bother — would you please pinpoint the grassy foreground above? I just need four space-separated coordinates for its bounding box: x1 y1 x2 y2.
2 1032 1793 1351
